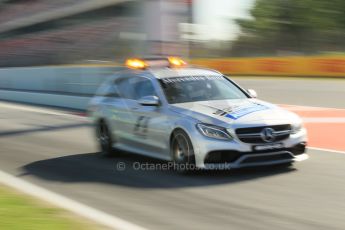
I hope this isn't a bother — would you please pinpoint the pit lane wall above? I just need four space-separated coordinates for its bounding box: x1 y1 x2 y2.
191 55 345 77
0 66 122 110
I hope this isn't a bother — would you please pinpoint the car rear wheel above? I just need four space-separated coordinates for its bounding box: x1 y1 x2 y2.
96 121 115 157
171 130 196 174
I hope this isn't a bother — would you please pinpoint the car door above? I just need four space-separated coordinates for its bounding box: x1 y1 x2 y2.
129 76 171 158
107 76 139 147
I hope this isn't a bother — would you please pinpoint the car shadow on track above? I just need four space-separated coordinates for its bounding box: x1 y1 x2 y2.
20 152 297 189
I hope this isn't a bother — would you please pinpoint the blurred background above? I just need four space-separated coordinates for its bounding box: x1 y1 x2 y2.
0 0 344 67
0 0 190 66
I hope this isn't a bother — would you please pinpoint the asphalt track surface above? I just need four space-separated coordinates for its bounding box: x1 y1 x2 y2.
233 77 345 108
0 78 345 230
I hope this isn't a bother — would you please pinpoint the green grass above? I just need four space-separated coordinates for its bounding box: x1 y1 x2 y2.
0 186 95 230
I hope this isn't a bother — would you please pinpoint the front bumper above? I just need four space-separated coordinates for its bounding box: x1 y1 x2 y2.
192 128 308 169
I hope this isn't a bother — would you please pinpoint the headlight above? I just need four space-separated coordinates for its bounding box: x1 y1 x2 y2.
196 123 233 140
291 123 303 134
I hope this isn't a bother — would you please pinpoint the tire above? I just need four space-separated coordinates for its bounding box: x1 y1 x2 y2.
170 130 196 174
96 121 115 157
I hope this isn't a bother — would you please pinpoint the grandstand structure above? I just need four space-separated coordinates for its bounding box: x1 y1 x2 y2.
0 0 190 67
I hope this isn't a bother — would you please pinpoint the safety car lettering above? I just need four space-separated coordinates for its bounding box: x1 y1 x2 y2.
133 116 150 138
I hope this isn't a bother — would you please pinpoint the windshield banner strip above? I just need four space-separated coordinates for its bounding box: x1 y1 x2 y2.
161 75 223 84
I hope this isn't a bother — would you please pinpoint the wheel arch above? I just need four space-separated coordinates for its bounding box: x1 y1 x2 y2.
169 127 191 146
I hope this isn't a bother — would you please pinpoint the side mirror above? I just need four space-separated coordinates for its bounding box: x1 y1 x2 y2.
247 89 258 98
138 96 160 106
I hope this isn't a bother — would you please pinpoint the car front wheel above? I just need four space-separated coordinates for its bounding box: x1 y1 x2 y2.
171 130 196 174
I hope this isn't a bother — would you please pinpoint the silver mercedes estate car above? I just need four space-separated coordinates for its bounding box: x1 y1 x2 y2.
88 57 308 171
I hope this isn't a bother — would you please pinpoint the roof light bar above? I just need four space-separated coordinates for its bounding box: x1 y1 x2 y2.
125 57 187 70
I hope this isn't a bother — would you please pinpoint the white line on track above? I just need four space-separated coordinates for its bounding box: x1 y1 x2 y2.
0 101 86 119
302 117 345 123
280 104 345 111
308 147 345 155
0 169 147 230
0 101 69 116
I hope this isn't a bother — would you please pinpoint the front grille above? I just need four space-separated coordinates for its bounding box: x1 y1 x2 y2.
236 124 291 144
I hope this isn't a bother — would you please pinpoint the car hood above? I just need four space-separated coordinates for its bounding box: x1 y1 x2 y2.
170 99 301 128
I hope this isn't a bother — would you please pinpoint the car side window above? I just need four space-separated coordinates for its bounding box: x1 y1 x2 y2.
131 77 157 100
115 77 136 99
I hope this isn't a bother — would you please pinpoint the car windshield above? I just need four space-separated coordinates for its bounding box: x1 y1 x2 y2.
159 75 248 104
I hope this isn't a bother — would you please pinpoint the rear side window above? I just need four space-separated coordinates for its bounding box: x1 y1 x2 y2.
115 77 136 99
95 80 119 97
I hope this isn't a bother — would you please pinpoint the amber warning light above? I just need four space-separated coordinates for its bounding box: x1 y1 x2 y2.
168 57 187 67
125 58 148 70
